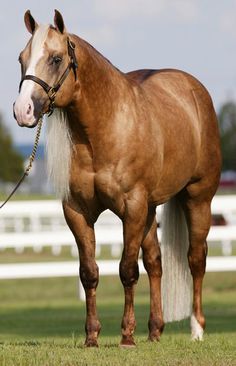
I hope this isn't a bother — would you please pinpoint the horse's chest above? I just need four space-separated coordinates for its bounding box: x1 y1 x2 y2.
70 168 94 201
94 170 125 213
69 147 95 202
69 141 136 214
70 158 124 211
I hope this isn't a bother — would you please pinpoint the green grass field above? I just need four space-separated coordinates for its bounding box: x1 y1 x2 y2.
0 272 235 366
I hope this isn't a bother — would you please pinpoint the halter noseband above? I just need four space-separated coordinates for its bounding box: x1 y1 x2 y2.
19 37 78 116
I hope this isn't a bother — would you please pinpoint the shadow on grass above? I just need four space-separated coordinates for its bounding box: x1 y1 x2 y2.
0 300 235 341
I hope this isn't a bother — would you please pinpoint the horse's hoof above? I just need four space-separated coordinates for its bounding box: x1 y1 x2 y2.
85 339 99 347
148 335 161 342
148 331 161 342
119 338 136 348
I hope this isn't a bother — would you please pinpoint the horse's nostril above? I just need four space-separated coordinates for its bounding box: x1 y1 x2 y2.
27 104 32 115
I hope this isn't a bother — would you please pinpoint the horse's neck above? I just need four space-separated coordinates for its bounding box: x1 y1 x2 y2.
71 36 129 132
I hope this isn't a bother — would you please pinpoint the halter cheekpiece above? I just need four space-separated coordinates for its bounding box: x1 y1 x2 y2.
19 37 78 116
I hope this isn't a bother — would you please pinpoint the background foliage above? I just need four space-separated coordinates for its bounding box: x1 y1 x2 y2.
0 113 24 183
218 101 236 172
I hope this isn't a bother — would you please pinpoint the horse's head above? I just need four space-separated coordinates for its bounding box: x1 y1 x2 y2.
14 10 78 127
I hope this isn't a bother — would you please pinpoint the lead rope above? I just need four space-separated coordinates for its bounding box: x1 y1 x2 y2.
0 117 43 209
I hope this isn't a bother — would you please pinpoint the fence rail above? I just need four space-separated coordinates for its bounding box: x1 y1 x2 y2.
1 197 236 256
1 257 235 280
0 225 236 255
1 257 235 300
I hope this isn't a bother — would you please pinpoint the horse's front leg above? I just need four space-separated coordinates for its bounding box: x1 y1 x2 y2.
119 192 147 347
63 203 101 347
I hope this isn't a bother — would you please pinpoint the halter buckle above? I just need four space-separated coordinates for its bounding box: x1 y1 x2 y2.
68 38 78 70
68 38 75 50
48 88 57 101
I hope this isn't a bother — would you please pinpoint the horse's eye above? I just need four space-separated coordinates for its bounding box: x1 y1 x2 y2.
52 56 62 65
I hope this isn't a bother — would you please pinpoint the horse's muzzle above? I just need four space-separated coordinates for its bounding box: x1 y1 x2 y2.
13 96 45 128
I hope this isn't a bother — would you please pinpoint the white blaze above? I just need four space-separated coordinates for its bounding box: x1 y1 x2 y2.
14 24 49 126
21 24 49 97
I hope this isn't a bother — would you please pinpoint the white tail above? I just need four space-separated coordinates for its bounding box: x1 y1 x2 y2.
161 197 192 322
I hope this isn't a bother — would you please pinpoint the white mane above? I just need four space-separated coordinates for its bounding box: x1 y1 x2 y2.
46 109 72 200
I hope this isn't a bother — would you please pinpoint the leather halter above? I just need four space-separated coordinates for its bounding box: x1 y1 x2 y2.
19 37 78 116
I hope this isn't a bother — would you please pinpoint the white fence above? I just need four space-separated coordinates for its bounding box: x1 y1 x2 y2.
0 196 236 285
0 200 123 257
1 257 236 281
0 196 236 256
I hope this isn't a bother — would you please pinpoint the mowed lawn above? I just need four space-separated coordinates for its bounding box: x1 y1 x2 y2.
0 272 235 366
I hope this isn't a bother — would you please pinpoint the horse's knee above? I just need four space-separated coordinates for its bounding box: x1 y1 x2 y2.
119 258 139 287
80 262 99 289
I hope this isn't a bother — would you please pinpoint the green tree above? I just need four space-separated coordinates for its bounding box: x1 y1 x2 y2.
218 101 236 171
0 114 24 183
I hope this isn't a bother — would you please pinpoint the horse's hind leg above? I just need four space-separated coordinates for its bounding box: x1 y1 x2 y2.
141 208 164 341
182 186 213 340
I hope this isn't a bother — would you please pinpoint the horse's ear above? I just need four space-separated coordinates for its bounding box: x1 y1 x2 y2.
24 10 38 34
54 9 66 34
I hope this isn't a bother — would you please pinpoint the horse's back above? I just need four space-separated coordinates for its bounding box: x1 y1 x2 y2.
126 68 204 87
126 68 213 111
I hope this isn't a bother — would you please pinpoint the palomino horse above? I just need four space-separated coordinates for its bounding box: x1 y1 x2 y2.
14 10 221 347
